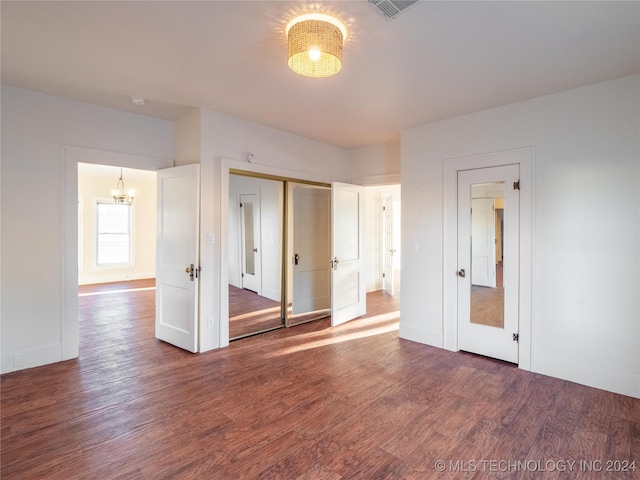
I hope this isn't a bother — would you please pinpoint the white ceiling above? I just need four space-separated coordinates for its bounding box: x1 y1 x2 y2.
2 1 639 149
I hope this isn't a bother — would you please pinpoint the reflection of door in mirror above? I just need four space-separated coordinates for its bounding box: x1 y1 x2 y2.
289 185 331 326
470 182 505 329
241 197 256 278
229 177 283 340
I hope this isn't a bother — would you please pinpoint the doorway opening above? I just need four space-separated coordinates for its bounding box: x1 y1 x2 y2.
78 163 157 286
227 174 401 341
77 163 159 355
228 173 332 340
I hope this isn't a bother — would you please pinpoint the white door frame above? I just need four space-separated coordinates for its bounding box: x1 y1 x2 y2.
61 145 173 361
443 147 534 371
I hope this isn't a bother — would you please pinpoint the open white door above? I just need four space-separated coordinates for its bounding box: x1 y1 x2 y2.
331 182 366 326
292 186 331 314
156 164 200 352
382 195 395 295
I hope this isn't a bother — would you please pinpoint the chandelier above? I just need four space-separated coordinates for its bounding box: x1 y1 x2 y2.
111 168 135 204
286 13 347 78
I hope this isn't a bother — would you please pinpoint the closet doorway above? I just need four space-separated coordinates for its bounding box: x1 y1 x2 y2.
228 172 332 340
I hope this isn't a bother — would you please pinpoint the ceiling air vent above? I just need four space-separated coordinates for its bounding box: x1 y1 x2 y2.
368 0 418 20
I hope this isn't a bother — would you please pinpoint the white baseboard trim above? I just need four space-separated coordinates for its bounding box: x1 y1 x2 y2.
398 323 443 348
534 353 640 398
1 343 65 374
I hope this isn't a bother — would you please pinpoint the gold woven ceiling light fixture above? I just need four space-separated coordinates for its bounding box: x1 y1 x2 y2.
286 13 347 78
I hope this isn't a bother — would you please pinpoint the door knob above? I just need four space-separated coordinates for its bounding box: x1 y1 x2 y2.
294 253 299 265
253 248 258 253
457 269 466 278
332 257 340 270
186 264 195 281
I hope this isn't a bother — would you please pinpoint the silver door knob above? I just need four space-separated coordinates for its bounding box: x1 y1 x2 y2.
457 269 466 278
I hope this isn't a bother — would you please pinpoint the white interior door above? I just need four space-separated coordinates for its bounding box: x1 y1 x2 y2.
292 186 331 314
156 164 200 353
240 193 261 294
457 165 519 363
471 197 496 287
331 182 366 326
382 195 395 295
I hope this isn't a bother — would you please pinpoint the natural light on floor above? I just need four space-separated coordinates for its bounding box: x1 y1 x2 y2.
265 310 400 357
78 286 156 297
230 306 281 321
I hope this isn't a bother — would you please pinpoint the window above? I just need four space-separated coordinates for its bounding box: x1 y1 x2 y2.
96 202 133 266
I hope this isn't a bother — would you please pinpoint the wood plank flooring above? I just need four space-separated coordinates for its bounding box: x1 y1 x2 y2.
2 281 639 479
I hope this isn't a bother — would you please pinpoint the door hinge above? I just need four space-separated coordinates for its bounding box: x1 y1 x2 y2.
383 205 386 211
513 333 519 342
240 202 243 208
382 272 386 278
513 180 520 190
241 273 244 278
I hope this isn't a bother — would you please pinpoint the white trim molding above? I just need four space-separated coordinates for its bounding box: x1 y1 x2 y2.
443 147 534 371
61 145 173 362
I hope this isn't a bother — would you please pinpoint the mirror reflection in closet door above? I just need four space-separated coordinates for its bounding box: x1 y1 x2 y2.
470 182 505 329
228 174 284 339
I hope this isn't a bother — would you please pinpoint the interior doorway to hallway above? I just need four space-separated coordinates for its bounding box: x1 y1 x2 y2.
77 162 159 356
77 163 157 287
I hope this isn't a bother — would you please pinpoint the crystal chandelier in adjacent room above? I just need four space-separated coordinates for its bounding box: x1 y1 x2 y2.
111 168 135 204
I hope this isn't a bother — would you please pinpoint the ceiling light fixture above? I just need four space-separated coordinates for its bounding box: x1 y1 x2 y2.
286 13 347 78
131 96 145 106
111 168 135 204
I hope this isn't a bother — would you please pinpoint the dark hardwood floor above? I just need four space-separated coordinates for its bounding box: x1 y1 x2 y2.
1 280 638 479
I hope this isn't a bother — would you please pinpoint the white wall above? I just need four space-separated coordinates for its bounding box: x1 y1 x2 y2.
1 85 174 373
78 164 157 284
176 108 352 351
228 175 283 301
400 75 640 397
349 141 401 184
